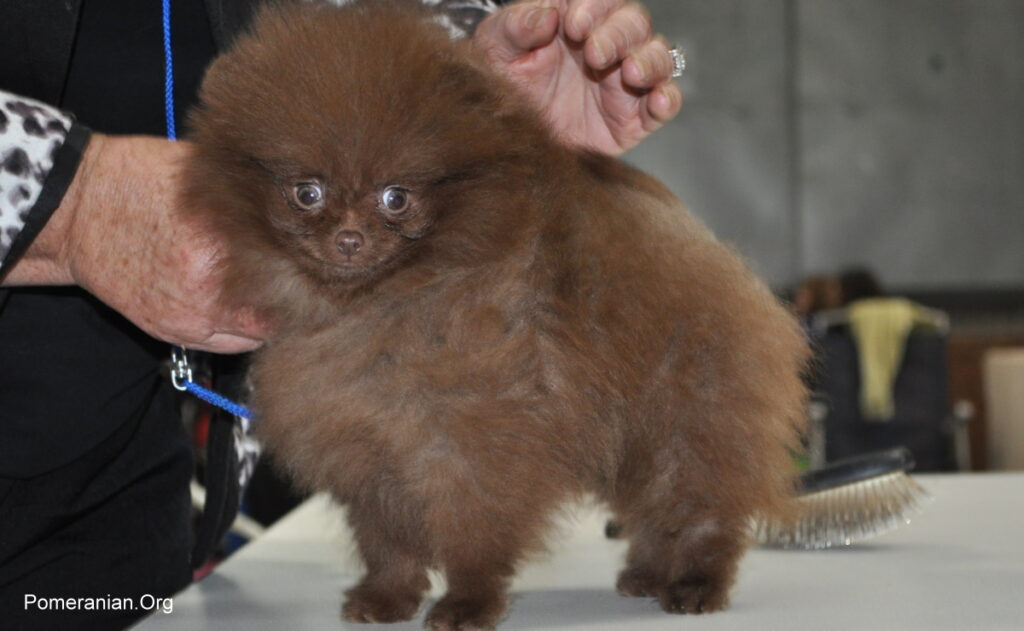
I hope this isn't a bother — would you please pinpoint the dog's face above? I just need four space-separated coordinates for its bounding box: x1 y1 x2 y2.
187 3 551 292
246 151 438 287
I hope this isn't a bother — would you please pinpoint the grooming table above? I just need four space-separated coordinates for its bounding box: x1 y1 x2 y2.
137 473 1024 630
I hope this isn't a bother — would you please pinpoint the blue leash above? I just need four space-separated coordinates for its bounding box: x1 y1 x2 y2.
186 382 254 422
162 0 177 141
163 0 253 421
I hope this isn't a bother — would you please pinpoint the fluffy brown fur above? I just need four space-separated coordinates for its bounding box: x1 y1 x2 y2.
184 2 809 629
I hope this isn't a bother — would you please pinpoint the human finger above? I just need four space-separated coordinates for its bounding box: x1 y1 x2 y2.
644 81 684 128
564 0 626 42
621 36 675 89
583 2 652 71
473 1 560 64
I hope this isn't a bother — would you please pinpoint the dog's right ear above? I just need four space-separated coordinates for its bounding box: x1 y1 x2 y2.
435 56 524 121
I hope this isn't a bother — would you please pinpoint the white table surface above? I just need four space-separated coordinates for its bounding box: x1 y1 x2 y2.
137 473 1024 630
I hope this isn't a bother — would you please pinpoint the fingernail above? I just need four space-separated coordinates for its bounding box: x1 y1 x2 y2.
572 12 593 37
592 37 610 66
658 84 681 113
632 57 650 82
524 7 548 30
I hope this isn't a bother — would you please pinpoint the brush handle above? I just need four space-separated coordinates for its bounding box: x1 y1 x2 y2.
798 447 916 495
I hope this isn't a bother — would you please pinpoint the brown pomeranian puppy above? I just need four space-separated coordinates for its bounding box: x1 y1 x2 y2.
184 1 809 629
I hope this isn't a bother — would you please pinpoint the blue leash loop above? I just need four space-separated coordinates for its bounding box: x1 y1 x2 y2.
171 347 254 422
163 0 252 422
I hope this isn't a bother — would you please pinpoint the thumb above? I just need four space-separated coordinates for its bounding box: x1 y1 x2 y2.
188 332 264 354
473 2 560 65
222 303 275 341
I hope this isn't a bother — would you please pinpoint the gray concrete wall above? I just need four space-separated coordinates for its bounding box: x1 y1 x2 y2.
625 0 1024 290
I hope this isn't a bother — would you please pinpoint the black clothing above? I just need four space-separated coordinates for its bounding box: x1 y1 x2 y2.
0 0 255 107
0 1 224 626
0 376 193 630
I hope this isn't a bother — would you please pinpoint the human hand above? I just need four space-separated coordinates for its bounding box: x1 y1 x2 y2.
6 134 268 353
473 0 683 156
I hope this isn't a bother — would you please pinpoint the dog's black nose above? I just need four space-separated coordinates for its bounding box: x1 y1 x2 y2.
336 230 364 256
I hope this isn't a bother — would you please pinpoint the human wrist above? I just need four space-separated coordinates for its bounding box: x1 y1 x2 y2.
60 132 114 289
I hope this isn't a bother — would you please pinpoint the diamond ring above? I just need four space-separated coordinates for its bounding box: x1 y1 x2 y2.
668 47 686 78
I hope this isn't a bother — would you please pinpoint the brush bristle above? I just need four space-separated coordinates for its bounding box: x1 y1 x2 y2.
755 472 932 550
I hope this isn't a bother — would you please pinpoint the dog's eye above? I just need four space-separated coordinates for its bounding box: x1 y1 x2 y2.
292 182 324 210
379 186 410 215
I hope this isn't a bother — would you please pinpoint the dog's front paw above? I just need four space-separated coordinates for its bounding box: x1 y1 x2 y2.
657 573 729 615
341 585 422 623
424 593 505 631
615 568 660 598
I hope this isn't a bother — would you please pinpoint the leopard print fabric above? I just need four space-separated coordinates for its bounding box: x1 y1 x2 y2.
326 0 501 39
0 92 73 270
420 0 502 38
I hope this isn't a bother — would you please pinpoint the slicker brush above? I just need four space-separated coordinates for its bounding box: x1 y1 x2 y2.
605 447 931 550
755 447 932 549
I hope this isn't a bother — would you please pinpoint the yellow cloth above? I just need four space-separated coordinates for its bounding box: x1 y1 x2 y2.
847 298 938 422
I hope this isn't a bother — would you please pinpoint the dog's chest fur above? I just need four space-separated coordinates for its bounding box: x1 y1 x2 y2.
249 266 573 496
